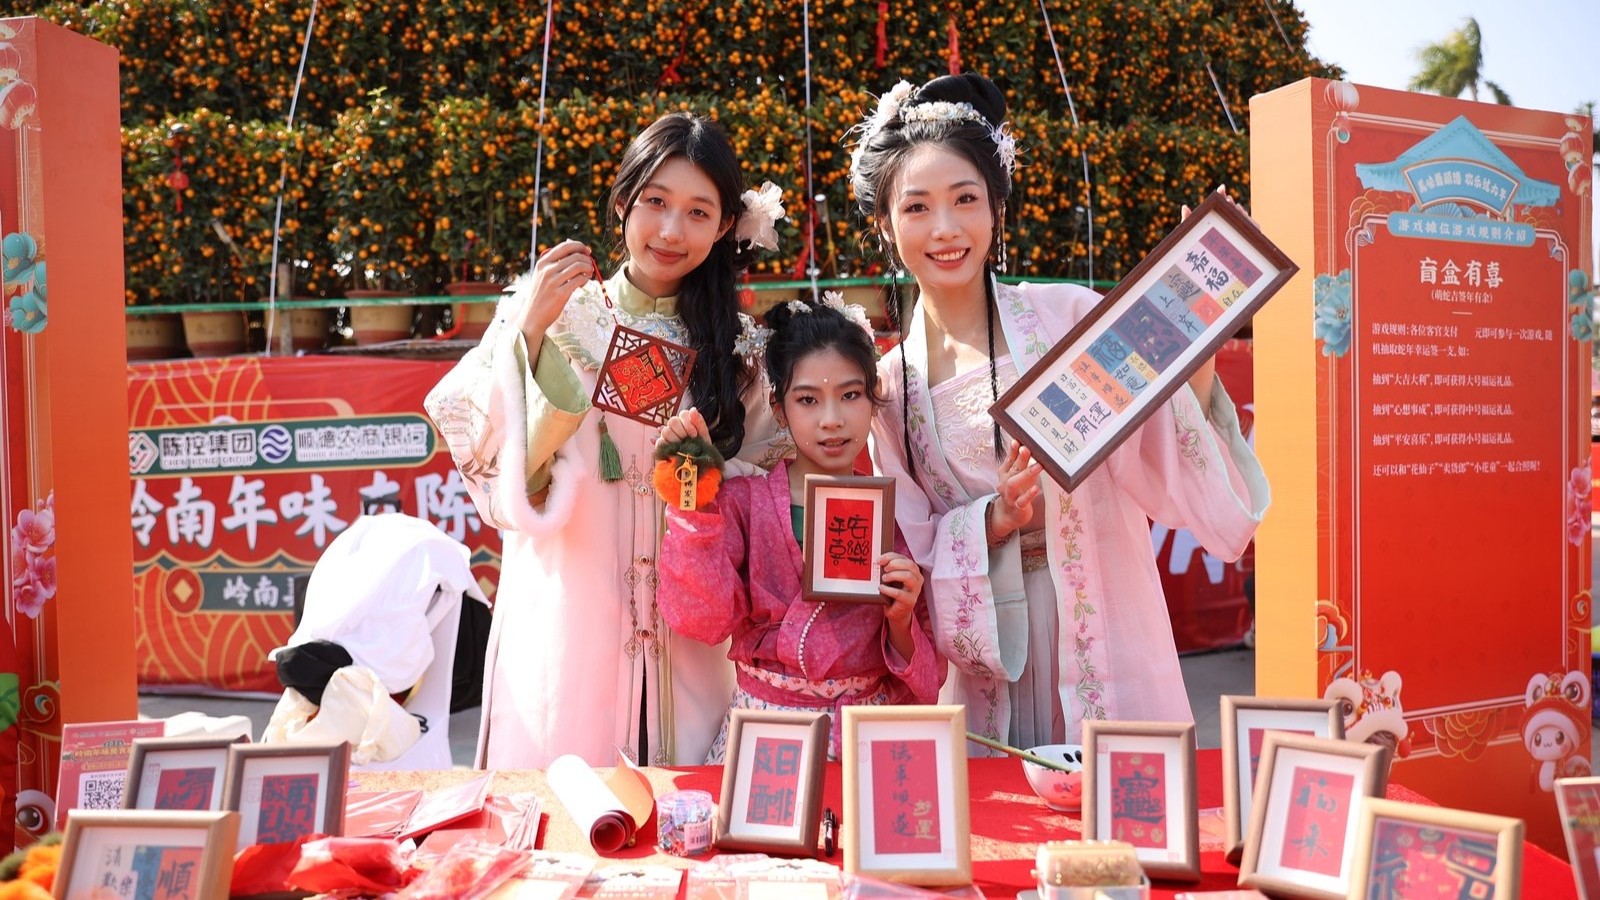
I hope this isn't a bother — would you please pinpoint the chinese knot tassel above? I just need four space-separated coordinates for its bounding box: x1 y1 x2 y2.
597 414 625 483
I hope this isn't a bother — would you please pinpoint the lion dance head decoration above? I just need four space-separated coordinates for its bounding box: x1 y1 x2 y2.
1324 669 1412 760
1521 670 1591 792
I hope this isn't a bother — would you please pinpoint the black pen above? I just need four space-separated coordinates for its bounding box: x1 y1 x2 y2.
822 807 837 857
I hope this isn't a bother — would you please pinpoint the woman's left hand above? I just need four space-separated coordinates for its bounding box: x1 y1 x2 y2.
878 552 923 627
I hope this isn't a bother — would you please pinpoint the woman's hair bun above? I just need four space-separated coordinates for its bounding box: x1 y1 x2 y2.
912 73 1006 128
764 298 801 332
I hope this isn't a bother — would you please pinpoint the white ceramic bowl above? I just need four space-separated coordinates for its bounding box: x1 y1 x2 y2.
1021 743 1085 812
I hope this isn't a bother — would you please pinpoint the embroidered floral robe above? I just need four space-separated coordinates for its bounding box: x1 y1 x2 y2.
424 273 788 769
870 280 1269 752
657 461 944 733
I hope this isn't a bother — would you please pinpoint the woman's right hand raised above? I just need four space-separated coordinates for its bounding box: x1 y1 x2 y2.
518 239 596 344
655 407 713 453
989 440 1044 541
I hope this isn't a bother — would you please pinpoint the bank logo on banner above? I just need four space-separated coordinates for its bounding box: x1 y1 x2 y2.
259 424 292 464
128 414 435 476
1355 115 1559 248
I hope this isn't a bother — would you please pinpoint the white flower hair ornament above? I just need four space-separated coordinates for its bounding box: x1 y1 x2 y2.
898 100 1018 177
848 80 916 179
820 290 875 339
733 311 772 363
734 181 786 253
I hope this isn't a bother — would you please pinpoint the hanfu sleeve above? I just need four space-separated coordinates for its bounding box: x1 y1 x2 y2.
870 354 1028 686
657 480 754 646
879 531 946 704
423 309 589 531
1106 373 1270 559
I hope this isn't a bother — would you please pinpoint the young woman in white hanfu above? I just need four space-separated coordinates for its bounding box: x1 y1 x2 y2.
853 74 1271 752
425 113 791 768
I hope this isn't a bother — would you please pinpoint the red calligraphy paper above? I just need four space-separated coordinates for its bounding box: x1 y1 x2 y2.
822 498 875 581
1277 766 1353 877
154 767 216 811
1247 728 1314 789
745 736 803 827
1110 751 1168 849
870 739 941 854
256 772 321 844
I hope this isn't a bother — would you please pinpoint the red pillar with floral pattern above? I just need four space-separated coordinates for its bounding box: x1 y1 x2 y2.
0 16 135 849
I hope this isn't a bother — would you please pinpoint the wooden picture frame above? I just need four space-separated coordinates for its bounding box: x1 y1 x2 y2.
55 809 238 900
590 323 697 427
990 192 1297 491
1557 776 1600 900
1081 720 1200 881
121 734 247 812
223 742 350 850
1237 732 1387 899
1348 797 1524 899
715 709 828 855
801 475 895 604
1220 695 1346 862
841 705 971 886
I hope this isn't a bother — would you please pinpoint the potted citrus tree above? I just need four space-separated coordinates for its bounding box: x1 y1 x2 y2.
328 89 436 344
123 110 254 356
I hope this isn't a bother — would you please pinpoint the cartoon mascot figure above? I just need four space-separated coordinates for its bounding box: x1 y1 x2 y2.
1324 669 1412 762
1522 670 1591 792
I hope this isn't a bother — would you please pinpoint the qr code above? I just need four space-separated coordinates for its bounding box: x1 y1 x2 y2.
79 770 127 810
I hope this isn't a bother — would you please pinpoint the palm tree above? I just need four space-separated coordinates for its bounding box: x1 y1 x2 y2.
1409 18 1511 105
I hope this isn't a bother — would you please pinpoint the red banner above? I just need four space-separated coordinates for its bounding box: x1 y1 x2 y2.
128 355 501 693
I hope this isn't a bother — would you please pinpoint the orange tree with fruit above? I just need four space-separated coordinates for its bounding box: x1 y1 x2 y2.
21 0 1338 301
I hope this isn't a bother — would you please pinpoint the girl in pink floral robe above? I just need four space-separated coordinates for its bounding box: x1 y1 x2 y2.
657 298 944 760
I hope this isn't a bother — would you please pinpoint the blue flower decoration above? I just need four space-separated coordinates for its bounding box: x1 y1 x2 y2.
7 260 45 334
1313 269 1353 357
1 231 37 286
1570 271 1595 343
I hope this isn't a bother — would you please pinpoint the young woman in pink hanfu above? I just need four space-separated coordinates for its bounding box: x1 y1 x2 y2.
424 113 791 769
655 296 944 761
852 74 1270 753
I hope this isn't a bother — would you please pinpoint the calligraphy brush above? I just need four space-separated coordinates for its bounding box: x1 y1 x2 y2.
965 732 1079 772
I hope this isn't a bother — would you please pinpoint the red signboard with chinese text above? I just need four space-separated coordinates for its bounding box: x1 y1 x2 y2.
1253 80 1593 850
128 355 501 694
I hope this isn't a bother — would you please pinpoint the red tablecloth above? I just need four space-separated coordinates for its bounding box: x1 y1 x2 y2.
354 748 1578 899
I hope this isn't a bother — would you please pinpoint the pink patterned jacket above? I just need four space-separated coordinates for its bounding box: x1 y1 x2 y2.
658 461 944 711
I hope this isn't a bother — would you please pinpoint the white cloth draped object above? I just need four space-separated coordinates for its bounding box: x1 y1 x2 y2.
266 512 488 770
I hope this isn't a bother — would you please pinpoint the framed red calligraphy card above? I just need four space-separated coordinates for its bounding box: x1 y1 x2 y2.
1081 720 1201 881
1557 776 1600 900
841 705 970 886
56 809 238 900
591 324 697 427
1220 695 1346 863
991 192 1297 491
1348 797 1523 900
801 475 895 604
715 709 828 855
121 735 248 812
222 742 349 851
1238 732 1387 899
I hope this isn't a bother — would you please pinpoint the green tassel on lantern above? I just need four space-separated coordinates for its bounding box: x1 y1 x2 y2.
597 413 624 483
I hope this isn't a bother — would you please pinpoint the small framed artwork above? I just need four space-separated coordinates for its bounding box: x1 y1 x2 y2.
1081 720 1200 881
1349 797 1524 899
990 191 1297 491
1557 776 1600 899
121 734 247 812
716 709 828 854
841 705 971 886
1237 732 1387 899
223 742 350 850
591 324 697 427
56 809 239 900
801 475 895 604
1220 695 1345 862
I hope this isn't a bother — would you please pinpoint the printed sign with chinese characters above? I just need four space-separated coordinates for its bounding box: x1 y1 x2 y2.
1278 767 1354 877
1109 751 1169 850
128 356 502 693
1253 80 1592 848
